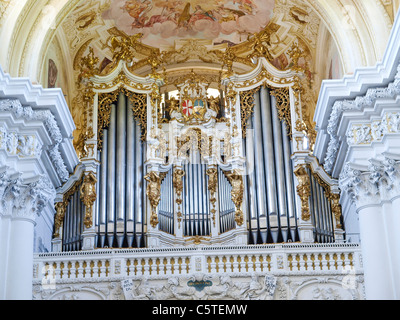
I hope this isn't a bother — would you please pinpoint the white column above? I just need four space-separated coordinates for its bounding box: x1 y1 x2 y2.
2 176 55 300
386 197 400 298
6 218 35 300
0 214 11 299
358 204 396 299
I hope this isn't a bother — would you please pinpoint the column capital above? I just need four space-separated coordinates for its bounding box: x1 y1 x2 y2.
339 156 400 209
1 173 56 222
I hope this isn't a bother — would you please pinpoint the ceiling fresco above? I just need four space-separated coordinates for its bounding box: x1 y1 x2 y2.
101 0 275 48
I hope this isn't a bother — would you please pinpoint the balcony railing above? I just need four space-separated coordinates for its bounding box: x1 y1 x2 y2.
34 243 362 282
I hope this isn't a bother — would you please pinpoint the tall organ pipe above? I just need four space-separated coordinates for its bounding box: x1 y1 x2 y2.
126 98 135 247
116 93 126 223
259 87 278 243
260 86 278 218
244 116 261 243
98 128 108 247
281 121 297 241
270 95 285 242
253 89 271 244
106 103 116 246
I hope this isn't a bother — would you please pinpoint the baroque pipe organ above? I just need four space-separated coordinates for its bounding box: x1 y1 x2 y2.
53 43 344 251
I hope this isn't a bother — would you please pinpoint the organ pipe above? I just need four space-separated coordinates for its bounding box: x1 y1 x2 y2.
106 103 116 227
126 98 135 223
253 89 268 222
281 122 296 219
116 93 126 222
270 95 285 242
260 86 278 217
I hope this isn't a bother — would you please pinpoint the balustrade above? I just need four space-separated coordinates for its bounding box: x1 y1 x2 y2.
34 244 361 283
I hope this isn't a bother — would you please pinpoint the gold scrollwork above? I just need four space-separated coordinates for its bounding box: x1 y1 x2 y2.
270 87 292 138
239 87 259 138
78 47 99 86
247 29 274 62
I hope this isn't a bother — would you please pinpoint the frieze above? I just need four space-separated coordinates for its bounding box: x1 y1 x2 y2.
346 111 400 146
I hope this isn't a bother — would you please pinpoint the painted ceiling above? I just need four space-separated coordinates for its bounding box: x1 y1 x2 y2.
101 0 275 48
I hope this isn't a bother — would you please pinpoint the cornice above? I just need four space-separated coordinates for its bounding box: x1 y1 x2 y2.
314 9 400 177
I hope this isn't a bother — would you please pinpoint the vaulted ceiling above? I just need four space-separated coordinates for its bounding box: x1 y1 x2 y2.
0 0 398 141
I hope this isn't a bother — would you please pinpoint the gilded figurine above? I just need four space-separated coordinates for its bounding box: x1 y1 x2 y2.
145 171 162 228
227 170 244 226
79 172 97 228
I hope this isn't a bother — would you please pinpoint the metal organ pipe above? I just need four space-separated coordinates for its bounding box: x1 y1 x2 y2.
259 86 278 217
116 93 127 223
99 128 108 247
106 104 116 240
135 123 143 225
126 98 135 224
281 122 296 219
252 90 267 215
270 96 285 242
244 116 260 243
126 98 136 246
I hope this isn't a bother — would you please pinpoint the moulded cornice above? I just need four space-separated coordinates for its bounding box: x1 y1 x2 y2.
0 66 79 185
314 9 400 176
0 66 76 139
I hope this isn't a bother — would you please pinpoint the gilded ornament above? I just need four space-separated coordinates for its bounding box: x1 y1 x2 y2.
239 88 259 138
173 168 185 228
287 42 305 73
270 87 292 138
247 29 274 62
145 171 162 228
74 129 95 159
78 47 99 86
226 170 244 226
294 166 311 221
108 29 143 64
221 47 236 78
53 202 66 238
206 167 218 226
79 172 97 229
329 193 343 229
